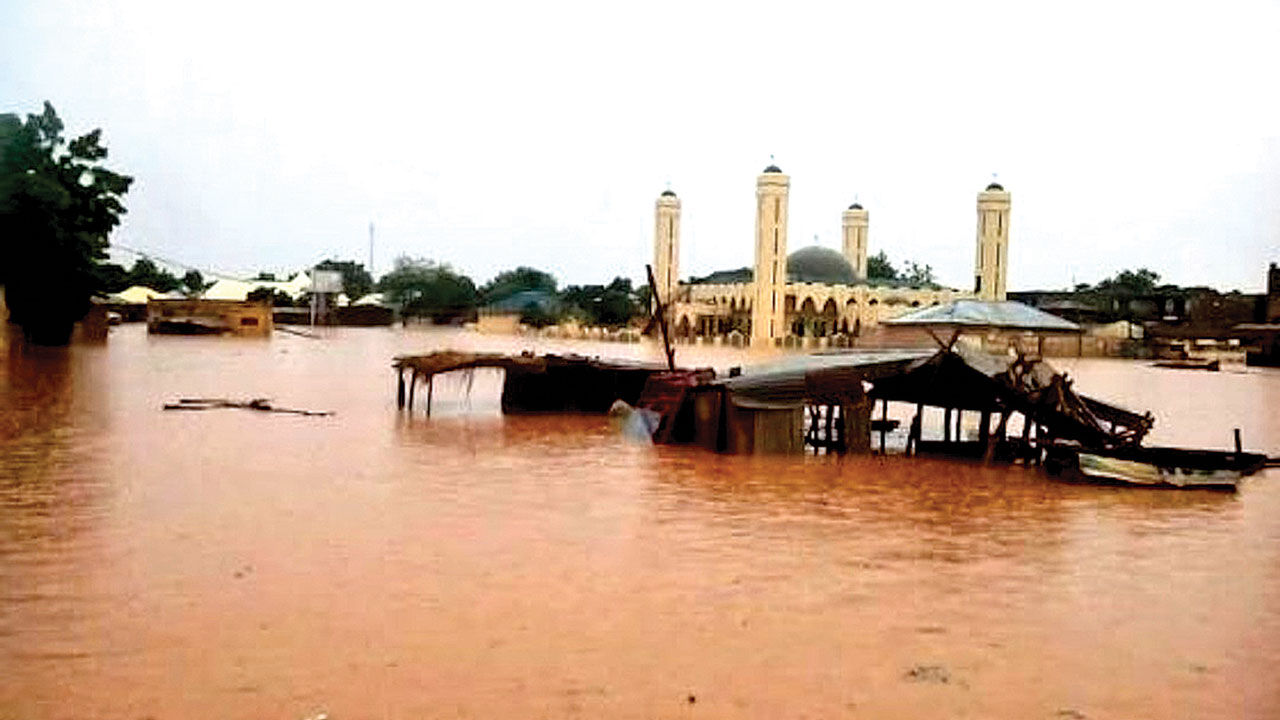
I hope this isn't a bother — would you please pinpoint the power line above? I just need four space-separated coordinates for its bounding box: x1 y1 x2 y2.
110 243 339 284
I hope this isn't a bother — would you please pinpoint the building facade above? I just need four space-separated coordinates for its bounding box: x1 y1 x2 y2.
658 166 1010 344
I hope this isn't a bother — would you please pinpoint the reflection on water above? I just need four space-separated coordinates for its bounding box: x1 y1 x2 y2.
1 324 1278 719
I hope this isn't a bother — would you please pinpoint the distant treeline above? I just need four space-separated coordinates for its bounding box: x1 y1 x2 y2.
375 257 646 328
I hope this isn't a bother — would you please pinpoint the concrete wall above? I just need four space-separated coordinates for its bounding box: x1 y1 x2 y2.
147 299 273 336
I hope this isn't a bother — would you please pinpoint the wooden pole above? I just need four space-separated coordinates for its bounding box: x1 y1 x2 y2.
397 369 406 409
426 375 434 417
944 407 952 443
646 264 676 371
407 369 417 411
1234 428 1242 454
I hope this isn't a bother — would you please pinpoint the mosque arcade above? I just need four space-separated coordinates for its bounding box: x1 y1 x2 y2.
653 164 1012 345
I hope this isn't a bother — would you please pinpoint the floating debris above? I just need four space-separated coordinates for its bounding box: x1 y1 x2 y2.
162 398 333 416
904 664 952 684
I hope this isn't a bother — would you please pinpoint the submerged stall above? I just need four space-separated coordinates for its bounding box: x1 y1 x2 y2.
392 302 1273 489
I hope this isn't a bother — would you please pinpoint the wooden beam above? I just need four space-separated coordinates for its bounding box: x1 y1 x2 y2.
426 375 434 417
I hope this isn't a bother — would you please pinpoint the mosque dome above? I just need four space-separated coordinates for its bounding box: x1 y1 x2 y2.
763 164 783 173
787 246 856 285
660 189 677 197
848 202 863 210
985 181 1004 191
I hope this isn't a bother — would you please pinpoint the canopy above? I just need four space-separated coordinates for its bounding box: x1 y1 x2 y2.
884 299 1081 333
721 349 934 409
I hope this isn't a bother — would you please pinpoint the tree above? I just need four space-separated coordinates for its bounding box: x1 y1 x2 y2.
378 256 478 321
246 287 294 306
315 259 374 300
182 270 207 295
0 102 133 344
95 262 130 294
561 277 641 327
560 275 640 326
866 251 897 281
480 266 558 304
902 261 935 287
1097 268 1161 295
125 257 181 293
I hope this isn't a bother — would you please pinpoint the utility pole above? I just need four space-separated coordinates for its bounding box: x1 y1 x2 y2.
368 222 375 277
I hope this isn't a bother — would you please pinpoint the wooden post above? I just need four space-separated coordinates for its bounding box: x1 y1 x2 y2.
980 410 994 463
646 264 676 371
943 407 952 443
955 409 963 443
841 392 873 455
909 402 924 456
1234 428 1242 454
426 375 434 417
397 369 406 409
407 369 417 411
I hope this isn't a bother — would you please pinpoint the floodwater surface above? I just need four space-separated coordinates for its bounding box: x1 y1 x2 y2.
1 325 1278 719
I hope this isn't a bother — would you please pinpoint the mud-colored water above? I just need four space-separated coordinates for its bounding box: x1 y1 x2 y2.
2 325 1278 719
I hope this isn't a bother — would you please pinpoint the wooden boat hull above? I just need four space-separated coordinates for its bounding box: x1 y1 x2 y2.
1077 452 1240 489
1047 446 1267 490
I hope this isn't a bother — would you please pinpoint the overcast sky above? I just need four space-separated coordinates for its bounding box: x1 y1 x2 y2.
4 0 1278 291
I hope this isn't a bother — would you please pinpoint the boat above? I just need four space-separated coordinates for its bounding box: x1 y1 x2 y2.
1152 359 1220 371
1046 445 1270 490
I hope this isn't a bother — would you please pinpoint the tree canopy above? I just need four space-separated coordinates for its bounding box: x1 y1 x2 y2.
560 277 642 327
1092 268 1162 295
480 266 557 304
378 256 478 320
866 251 897 281
0 102 132 344
315 259 373 300
125 257 182 293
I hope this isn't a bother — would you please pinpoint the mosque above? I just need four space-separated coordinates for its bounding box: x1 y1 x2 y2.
653 164 1012 345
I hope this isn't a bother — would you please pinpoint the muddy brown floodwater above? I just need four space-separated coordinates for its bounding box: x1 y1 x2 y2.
2 324 1278 719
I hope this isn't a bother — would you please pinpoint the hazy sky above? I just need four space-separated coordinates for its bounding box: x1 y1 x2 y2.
3 0 1278 291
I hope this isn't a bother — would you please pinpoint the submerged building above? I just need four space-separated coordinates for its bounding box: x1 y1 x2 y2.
655 165 1012 345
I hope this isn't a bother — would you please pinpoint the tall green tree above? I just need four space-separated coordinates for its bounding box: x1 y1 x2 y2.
1096 268 1161 295
315 258 374 300
378 256 478 320
182 269 207 295
0 102 132 344
561 277 641 327
902 261 935 287
125 257 181 293
480 266 558 304
866 251 897 281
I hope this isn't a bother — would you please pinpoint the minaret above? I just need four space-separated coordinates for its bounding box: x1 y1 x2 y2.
653 189 681 310
974 181 1011 301
752 163 790 344
842 202 869 281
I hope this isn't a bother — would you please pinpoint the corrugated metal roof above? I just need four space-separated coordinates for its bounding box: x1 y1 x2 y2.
722 349 934 409
884 299 1081 332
